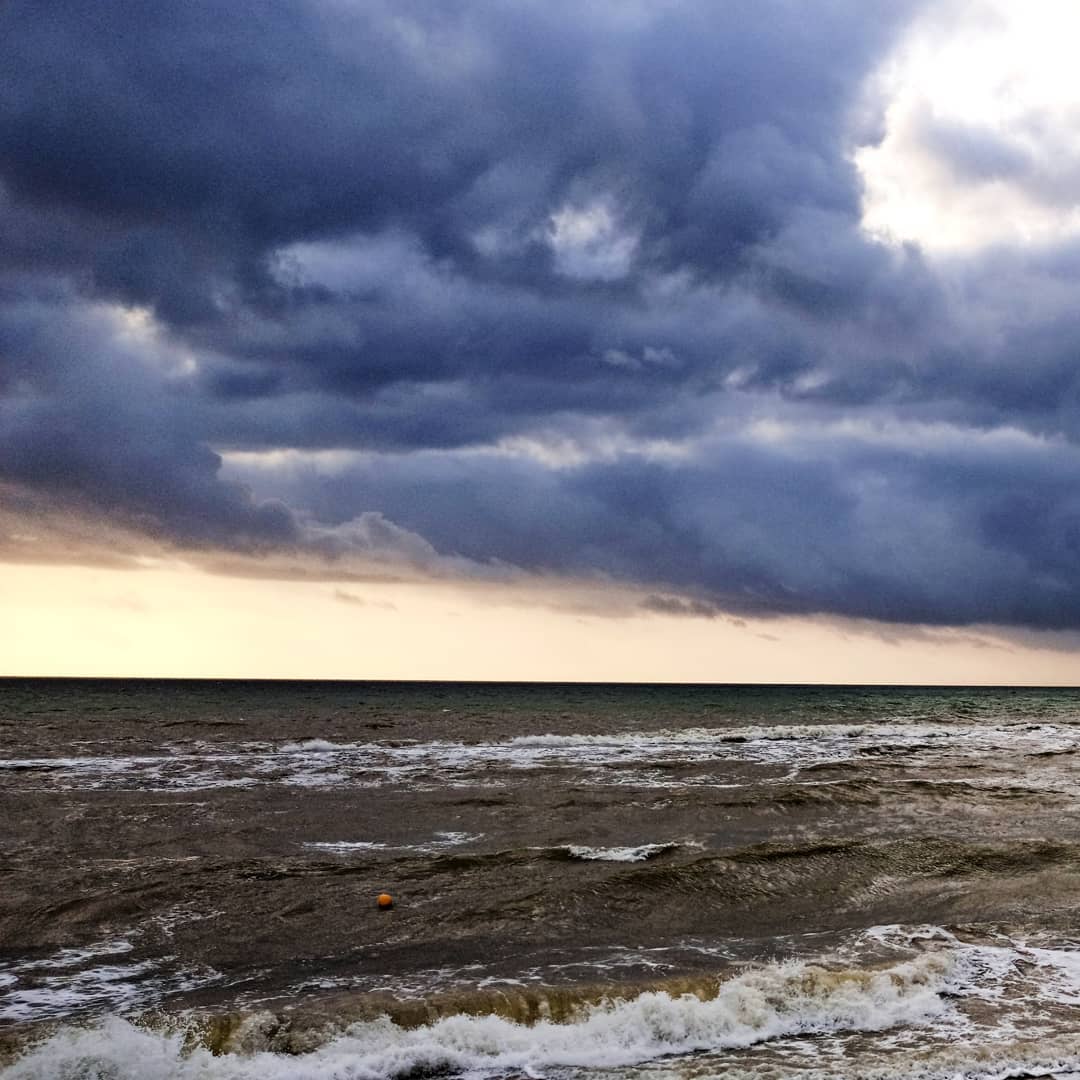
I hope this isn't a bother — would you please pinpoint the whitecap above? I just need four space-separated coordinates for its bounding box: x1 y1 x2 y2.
278 739 351 753
564 843 678 862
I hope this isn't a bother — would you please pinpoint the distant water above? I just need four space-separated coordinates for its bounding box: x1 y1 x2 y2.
5 679 1080 1077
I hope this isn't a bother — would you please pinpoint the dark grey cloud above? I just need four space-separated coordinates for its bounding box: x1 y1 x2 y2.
0 281 298 549
7 0 1080 630
0 0 917 325
224 422 1080 629
640 595 725 619
333 588 397 611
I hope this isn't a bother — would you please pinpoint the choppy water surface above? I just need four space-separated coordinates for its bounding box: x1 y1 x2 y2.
4 680 1080 1077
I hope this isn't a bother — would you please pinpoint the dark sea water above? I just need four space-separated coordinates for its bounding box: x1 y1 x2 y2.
5 679 1080 1077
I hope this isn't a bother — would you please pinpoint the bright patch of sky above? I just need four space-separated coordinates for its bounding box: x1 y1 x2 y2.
548 199 638 280
857 0 1080 253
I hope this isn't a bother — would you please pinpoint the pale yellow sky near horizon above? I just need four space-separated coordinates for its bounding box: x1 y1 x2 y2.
3 560 1079 685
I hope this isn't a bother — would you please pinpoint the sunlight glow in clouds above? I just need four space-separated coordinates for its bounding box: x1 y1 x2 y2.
858 0 1080 253
114 305 199 378
549 200 638 281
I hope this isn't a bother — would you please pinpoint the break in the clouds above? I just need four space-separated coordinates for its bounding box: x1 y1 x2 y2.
4 0 1080 629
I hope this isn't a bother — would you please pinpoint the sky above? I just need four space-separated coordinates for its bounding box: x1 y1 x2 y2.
3 0 1080 682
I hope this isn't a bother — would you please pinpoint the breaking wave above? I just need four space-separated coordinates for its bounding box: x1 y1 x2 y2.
10 926 1080 1078
1 949 957 1078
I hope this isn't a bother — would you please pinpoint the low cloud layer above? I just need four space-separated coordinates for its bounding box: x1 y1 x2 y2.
4 0 1080 629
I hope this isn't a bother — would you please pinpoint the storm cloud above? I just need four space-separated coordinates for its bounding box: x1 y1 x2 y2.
4 0 1080 629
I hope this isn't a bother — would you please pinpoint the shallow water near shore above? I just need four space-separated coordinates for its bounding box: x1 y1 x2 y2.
5 679 1080 1077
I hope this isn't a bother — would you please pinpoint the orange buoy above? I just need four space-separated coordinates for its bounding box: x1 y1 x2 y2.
376 892 394 909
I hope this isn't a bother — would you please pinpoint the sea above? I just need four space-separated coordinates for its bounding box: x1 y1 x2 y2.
4 679 1080 1078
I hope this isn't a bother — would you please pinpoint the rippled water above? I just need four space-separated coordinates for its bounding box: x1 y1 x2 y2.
4 680 1080 1077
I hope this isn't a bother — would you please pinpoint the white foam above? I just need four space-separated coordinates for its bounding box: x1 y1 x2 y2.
0 961 160 1022
17 940 134 971
147 905 224 940
303 833 483 855
0 941 221 1023
431 831 481 845
8 719 1080 793
564 843 677 862
279 739 349 753
0 961 218 1023
304 841 388 853
283 770 350 787
1023 947 1080 1004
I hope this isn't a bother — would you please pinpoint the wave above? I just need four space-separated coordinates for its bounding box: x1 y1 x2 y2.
278 739 352 753
269 833 1080 882
302 841 387 853
303 833 483 856
0 949 956 1078
7 719 1080 793
563 843 679 862
11 926 1080 1078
